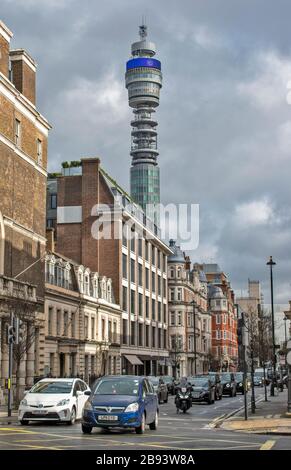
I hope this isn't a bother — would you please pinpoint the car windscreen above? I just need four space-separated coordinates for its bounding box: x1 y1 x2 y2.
235 373 243 380
192 379 208 387
148 377 159 385
160 376 172 383
221 374 231 381
29 381 73 394
94 378 140 396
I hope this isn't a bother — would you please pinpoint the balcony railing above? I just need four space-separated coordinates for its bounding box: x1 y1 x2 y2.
0 275 37 303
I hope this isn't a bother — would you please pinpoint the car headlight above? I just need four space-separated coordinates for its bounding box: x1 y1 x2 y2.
124 402 139 413
20 398 27 406
83 400 93 411
225 383 230 388
57 398 70 407
239 382 242 386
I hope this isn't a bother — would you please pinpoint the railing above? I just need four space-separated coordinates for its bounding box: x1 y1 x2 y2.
0 275 37 302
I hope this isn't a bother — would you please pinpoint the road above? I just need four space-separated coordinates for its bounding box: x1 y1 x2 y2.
0 391 290 450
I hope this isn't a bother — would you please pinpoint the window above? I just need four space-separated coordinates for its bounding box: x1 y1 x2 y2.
84 316 89 339
152 299 155 320
138 264 143 286
216 330 220 340
223 314 227 325
131 290 135 314
122 254 127 279
152 246 156 266
177 288 182 301
122 224 127 247
37 139 43 165
145 241 149 260
108 320 112 342
215 300 220 307
170 268 174 278
223 330 227 340
122 319 128 344
145 268 149 289
15 119 21 146
101 318 106 340
139 293 143 316
169 288 175 301
91 317 95 340
57 310 61 335
158 276 161 295
152 326 156 348
122 287 127 311
145 297 149 318
177 311 182 326
84 274 90 295
138 238 142 257
130 230 135 252
71 312 75 338
50 194 57 210
138 323 143 346
164 330 167 349
158 328 162 348
163 304 167 323
130 259 135 283
170 311 175 326
152 272 155 293
177 267 181 278
48 307 53 335
130 322 135 346
157 250 161 269
145 325 150 347
216 314 221 324
158 302 161 322
163 255 166 272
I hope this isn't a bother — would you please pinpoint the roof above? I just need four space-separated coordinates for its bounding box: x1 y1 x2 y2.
208 285 225 299
168 239 185 263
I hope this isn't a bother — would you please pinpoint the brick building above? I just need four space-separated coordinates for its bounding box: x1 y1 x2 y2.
0 21 51 402
45 234 121 384
201 264 238 372
167 241 212 377
52 158 171 376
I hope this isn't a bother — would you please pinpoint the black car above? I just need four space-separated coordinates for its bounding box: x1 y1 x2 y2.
147 376 168 404
234 372 246 394
220 372 237 397
159 376 175 395
189 377 215 404
207 372 223 400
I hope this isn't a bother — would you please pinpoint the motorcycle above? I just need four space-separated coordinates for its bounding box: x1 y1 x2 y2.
175 385 192 414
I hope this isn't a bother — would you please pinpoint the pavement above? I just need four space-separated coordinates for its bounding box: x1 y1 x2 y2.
221 388 291 435
0 391 290 450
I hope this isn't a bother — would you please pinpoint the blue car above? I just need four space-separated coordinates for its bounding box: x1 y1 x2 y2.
81 375 159 434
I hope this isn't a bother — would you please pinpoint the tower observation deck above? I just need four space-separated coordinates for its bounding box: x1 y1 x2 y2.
125 24 162 226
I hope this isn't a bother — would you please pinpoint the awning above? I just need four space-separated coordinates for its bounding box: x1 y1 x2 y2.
124 355 143 366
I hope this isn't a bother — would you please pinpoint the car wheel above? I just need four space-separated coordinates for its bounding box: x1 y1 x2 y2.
136 413 146 434
20 420 29 425
82 424 92 434
68 406 76 425
149 411 158 430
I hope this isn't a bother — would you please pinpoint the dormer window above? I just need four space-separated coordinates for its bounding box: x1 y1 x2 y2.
177 267 181 278
84 273 90 295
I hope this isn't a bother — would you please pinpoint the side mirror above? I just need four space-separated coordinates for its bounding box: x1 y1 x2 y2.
84 390 91 396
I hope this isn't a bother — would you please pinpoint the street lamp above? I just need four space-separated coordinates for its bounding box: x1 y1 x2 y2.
191 300 197 376
266 255 276 397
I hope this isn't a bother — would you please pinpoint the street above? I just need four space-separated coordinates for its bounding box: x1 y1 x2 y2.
0 392 290 450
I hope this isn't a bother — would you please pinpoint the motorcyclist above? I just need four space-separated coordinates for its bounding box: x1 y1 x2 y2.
175 377 193 409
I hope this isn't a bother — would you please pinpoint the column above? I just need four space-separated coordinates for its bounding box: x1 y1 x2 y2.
64 354 70 377
26 324 35 387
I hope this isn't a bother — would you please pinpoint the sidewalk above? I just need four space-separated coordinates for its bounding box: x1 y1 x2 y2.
221 389 291 435
0 406 18 425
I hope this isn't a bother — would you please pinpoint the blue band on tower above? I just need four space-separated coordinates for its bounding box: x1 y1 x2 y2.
126 58 161 71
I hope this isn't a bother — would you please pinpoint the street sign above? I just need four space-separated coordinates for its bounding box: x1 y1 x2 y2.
287 351 291 366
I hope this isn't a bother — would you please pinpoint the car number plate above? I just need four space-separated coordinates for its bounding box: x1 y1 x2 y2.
98 415 118 421
193 393 200 398
32 410 48 415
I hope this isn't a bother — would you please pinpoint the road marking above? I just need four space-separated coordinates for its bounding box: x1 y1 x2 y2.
260 440 276 450
0 427 35 434
0 439 61 450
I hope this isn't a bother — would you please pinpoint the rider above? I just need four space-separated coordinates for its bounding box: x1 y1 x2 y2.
175 377 193 407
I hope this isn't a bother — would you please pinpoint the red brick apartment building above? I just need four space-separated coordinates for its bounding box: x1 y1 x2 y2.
0 21 51 402
53 158 172 376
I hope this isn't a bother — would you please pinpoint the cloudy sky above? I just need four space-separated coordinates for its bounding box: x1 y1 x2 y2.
2 0 291 316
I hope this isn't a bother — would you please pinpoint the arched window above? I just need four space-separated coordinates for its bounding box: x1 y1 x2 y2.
78 267 84 293
84 269 91 295
177 267 181 278
92 273 99 298
0 212 5 276
107 281 112 302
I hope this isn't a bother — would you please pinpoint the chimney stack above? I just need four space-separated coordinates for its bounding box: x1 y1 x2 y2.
10 49 36 104
0 20 13 79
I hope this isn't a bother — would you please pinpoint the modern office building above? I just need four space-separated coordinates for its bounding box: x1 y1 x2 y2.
125 24 162 226
53 158 171 376
0 20 51 403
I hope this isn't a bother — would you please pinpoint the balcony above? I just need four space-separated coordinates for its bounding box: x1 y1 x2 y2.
0 275 37 304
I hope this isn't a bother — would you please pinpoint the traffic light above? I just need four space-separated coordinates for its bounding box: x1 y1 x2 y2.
7 324 16 344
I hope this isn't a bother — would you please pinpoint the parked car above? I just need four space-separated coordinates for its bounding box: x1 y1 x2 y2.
81 375 159 434
220 372 237 397
159 376 175 395
147 376 168 404
207 372 223 400
18 378 90 425
189 377 215 404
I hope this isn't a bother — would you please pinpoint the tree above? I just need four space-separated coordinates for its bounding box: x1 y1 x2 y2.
170 334 184 379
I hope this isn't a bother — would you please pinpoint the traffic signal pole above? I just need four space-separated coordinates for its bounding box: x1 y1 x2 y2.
8 311 13 417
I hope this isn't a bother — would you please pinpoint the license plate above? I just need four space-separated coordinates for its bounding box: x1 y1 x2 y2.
32 410 48 415
193 393 200 398
98 415 118 421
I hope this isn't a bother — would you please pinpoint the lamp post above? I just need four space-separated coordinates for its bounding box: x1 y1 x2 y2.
266 256 276 397
191 301 197 376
